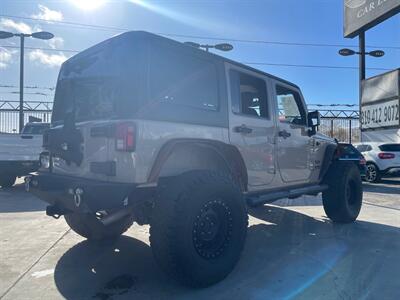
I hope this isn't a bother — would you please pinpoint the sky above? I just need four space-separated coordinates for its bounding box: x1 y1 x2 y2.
0 0 399 107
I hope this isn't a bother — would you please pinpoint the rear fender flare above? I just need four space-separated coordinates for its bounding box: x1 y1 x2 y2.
147 139 248 191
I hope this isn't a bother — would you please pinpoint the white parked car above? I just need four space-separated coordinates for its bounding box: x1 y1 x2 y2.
354 143 400 182
0 122 49 187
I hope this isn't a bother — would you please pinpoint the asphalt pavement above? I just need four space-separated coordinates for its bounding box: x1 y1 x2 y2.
0 178 399 300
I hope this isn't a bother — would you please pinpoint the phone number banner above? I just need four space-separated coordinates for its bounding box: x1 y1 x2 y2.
361 99 400 130
361 69 400 131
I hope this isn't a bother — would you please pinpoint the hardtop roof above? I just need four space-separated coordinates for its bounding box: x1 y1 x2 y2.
66 30 300 90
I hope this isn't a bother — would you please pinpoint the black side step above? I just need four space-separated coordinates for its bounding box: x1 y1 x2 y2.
246 184 328 207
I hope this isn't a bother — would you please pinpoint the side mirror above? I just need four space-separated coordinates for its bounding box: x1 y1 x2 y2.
307 110 320 136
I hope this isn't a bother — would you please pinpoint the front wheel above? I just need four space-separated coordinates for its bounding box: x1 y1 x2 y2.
0 175 16 188
322 162 363 223
150 170 248 287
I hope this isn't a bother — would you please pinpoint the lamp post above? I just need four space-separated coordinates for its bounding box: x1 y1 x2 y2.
339 45 385 142
184 41 234 52
0 30 54 132
338 46 385 103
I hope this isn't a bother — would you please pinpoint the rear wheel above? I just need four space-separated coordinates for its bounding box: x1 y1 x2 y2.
150 170 248 287
0 175 16 188
64 212 134 241
322 162 363 223
365 163 381 183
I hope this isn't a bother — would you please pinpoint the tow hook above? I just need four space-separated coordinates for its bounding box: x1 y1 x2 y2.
68 187 84 207
46 205 68 219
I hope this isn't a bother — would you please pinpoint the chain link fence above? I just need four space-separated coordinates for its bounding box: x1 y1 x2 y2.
0 101 360 143
318 117 360 143
315 108 360 144
0 101 53 133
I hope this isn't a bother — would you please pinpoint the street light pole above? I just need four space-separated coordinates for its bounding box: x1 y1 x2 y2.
359 31 366 143
0 30 54 132
184 42 234 53
19 34 25 132
359 31 366 108
338 42 385 143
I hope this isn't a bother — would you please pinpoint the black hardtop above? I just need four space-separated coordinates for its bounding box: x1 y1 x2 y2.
66 30 300 90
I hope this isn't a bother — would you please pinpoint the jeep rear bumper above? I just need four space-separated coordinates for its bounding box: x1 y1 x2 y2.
27 173 136 214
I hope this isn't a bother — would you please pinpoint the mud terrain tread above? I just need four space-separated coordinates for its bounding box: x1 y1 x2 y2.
150 170 248 287
322 161 362 223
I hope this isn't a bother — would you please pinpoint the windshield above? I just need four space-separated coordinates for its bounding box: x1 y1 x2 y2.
21 123 49 134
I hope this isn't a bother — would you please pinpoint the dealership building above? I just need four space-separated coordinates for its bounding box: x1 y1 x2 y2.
344 0 400 142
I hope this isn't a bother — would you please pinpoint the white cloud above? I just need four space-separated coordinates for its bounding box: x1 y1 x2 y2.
31 5 63 22
28 49 68 68
0 47 14 69
47 37 64 49
0 18 33 33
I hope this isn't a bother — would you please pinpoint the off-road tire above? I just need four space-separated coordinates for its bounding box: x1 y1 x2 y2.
365 162 381 183
0 175 16 188
150 170 248 287
64 212 134 240
322 161 363 223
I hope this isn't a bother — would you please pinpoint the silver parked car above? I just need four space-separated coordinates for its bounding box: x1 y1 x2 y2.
27 31 363 287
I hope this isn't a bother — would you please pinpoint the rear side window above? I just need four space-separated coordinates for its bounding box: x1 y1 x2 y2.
379 144 400 152
229 70 268 118
149 48 219 111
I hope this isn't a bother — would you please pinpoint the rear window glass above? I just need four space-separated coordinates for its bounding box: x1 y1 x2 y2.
339 144 361 158
52 40 145 124
379 144 400 152
149 47 219 111
356 144 372 152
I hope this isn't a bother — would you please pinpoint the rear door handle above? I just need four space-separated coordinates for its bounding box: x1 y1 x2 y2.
278 130 291 139
234 125 253 134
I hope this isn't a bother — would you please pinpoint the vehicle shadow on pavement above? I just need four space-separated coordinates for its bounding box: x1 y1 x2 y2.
0 183 46 213
362 181 400 195
380 179 400 185
53 205 399 300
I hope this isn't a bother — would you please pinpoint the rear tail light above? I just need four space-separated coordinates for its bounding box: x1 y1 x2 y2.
359 157 366 165
378 152 395 159
115 122 135 152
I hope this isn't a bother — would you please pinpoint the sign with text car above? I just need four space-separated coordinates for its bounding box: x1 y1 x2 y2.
344 0 400 38
361 69 400 130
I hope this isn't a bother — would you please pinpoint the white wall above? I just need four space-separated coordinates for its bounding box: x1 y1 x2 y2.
362 128 400 143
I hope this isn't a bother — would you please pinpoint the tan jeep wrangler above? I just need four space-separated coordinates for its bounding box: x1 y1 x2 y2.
28 31 363 287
